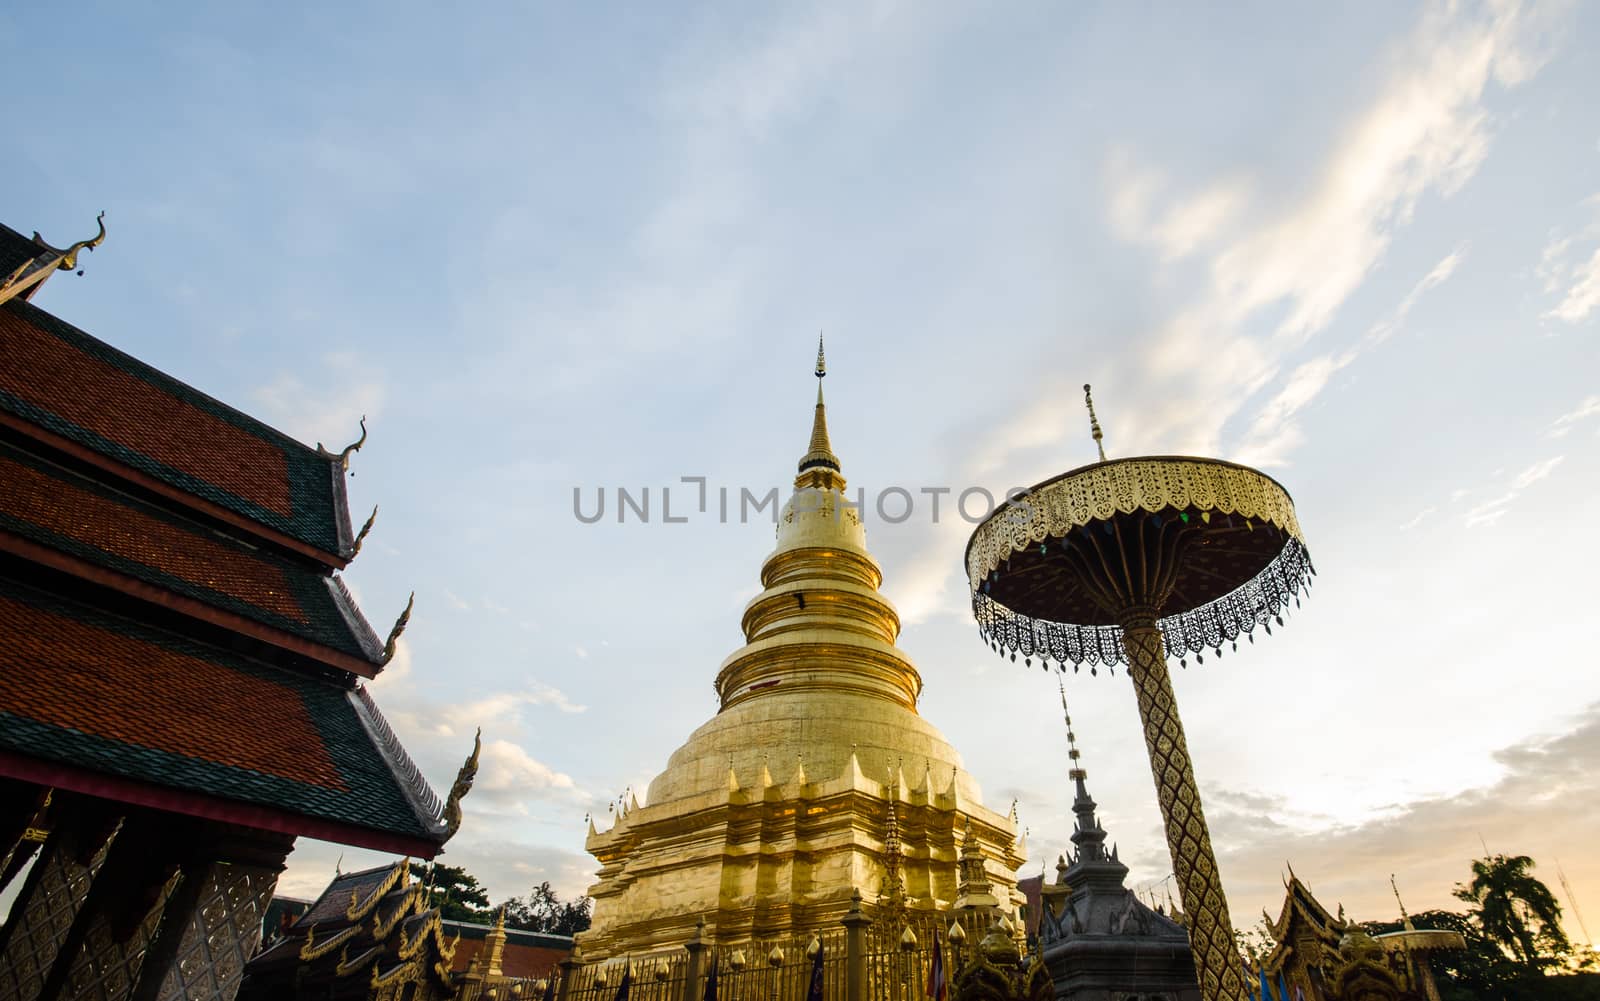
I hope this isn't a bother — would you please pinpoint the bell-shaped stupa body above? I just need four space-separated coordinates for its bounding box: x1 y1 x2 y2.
578 349 1026 956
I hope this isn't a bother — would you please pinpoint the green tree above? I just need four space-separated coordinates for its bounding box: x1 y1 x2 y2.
417 862 493 922
502 881 592 936
1454 854 1571 969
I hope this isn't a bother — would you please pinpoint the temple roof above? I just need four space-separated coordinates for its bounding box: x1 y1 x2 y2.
0 440 383 669
0 296 356 563
0 224 44 290
294 861 413 929
0 577 448 854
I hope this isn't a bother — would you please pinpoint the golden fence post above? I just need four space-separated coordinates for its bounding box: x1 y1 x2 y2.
841 890 871 1001
557 956 581 1001
683 919 708 1001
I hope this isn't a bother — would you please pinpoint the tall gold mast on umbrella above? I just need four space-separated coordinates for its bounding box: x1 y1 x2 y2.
964 386 1314 1001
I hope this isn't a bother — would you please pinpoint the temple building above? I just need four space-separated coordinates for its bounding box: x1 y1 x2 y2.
578 344 1027 957
0 217 468 1001
1250 872 1464 1001
240 860 572 1000
1035 692 1200 1001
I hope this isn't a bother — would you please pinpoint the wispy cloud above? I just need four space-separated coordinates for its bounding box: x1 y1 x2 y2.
984 0 1558 488
1462 455 1565 527
1540 194 1600 324
1546 248 1600 323
1399 506 1438 530
1550 394 1600 436
1235 247 1465 467
250 353 385 449
1210 703 1600 938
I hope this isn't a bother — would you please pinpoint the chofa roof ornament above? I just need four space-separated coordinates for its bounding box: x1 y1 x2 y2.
440 728 482 843
318 416 368 472
33 210 106 273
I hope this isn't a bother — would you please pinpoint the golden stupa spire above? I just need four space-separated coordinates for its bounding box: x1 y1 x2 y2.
798 334 842 486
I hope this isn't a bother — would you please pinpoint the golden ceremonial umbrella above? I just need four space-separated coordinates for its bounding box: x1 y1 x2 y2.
964 387 1314 1001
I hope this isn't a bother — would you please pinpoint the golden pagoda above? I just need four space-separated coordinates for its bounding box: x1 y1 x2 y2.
578 341 1026 957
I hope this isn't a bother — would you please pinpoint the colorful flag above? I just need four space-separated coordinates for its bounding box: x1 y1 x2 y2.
1259 967 1275 1001
1243 961 1258 1001
1278 972 1291 1001
927 932 946 1001
614 965 632 1001
807 941 825 1001
703 955 719 1001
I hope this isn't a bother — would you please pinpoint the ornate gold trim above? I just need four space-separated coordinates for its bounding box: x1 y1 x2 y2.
966 456 1302 589
968 457 1313 671
347 858 410 921
301 922 362 961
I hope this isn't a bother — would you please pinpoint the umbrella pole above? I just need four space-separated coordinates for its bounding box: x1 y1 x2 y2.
1122 614 1246 1001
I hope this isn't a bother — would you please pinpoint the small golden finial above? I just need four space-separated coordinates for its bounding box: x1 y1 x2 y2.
1083 384 1107 462
351 505 379 558
1390 874 1415 931
381 592 414 665
33 211 107 273
317 416 368 472
798 335 841 479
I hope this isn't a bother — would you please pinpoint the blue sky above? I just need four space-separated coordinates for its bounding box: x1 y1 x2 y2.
6 1 1598 939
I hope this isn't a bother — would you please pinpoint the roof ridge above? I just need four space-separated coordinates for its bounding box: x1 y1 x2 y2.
327 575 384 662
350 685 445 830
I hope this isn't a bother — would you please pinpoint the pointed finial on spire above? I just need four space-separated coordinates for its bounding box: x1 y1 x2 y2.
1059 678 1086 782
1083 384 1107 462
798 336 843 482
1390 874 1415 931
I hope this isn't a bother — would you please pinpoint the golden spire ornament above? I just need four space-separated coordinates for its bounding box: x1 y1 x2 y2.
1083 384 1107 462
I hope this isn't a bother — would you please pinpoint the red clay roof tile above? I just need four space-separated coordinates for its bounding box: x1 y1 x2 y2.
0 591 345 790
0 307 292 516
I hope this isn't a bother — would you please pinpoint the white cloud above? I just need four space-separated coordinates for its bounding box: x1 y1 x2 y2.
1539 193 1600 323
250 354 385 450
476 739 582 801
977 1 1555 489
1512 455 1565 489
1399 506 1437 530
1236 246 1466 467
1550 394 1600 436
1209 703 1600 939
1546 247 1600 323
1462 455 1565 526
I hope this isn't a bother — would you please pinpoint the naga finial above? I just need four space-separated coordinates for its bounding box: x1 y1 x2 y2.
440 728 482 842
1083 384 1107 462
317 416 367 472
351 505 379 558
381 592 414 665
33 211 106 273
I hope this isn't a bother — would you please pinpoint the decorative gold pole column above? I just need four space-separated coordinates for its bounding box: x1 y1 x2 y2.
1122 615 1245 1001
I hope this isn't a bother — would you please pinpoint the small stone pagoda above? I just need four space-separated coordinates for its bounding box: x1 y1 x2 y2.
1036 693 1199 1001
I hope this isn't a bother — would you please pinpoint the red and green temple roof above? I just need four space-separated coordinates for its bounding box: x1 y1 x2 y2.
0 294 356 564
0 439 383 671
0 575 446 856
